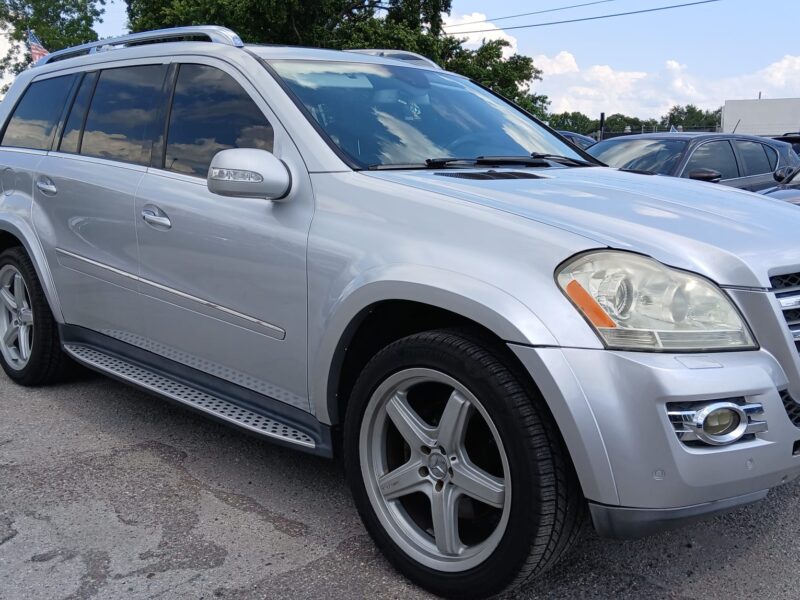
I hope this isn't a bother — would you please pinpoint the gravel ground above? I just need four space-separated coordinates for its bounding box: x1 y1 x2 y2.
1 370 799 600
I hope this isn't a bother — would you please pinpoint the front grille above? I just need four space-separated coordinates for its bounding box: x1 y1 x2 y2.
780 389 800 427
771 273 800 290
770 273 800 350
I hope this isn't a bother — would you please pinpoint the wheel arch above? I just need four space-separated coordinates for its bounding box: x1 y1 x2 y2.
0 218 63 323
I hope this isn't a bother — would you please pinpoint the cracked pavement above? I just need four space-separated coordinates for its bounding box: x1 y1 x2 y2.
1 371 800 599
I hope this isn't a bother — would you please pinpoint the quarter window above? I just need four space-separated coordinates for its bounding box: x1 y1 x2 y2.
164 64 274 177
1 75 77 150
763 144 778 170
734 140 772 176
59 71 98 154
683 141 739 180
80 65 167 166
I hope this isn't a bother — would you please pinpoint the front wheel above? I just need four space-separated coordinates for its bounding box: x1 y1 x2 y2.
344 330 585 598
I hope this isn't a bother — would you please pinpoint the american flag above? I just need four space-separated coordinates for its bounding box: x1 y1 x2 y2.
27 30 49 63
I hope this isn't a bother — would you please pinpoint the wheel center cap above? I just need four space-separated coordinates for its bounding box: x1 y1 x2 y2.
427 452 449 480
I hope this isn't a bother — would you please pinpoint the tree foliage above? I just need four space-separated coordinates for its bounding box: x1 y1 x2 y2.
0 0 105 89
659 104 721 129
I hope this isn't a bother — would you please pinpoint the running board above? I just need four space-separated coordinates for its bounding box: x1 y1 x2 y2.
63 343 318 451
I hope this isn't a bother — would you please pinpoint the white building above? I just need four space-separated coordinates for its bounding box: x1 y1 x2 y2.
721 98 800 136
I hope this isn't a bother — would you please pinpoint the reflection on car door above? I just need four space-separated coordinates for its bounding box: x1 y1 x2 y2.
134 59 313 412
33 64 167 339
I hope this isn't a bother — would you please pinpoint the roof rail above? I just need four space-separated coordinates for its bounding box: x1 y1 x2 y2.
36 26 244 67
344 49 441 69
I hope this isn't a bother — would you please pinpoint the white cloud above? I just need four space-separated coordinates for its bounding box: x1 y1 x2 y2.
443 13 518 57
531 50 800 118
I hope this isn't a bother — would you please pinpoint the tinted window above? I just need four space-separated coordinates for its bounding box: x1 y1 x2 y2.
1 75 77 150
59 71 98 154
165 64 274 177
683 140 739 180
81 65 167 166
735 140 772 176
270 59 581 168
764 144 778 170
587 138 687 175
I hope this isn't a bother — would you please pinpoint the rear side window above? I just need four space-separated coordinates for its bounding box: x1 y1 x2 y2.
1 75 77 150
164 64 274 177
764 144 778 170
735 140 772 176
80 65 167 166
683 140 739 180
59 71 98 154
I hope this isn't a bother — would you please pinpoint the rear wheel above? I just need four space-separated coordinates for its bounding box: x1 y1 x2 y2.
344 330 585 598
0 247 70 385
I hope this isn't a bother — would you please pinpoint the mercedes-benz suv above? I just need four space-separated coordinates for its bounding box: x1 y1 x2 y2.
2 26 800 599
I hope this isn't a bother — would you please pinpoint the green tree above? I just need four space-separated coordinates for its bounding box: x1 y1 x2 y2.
547 111 599 135
659 104 721 130
1 0 105 91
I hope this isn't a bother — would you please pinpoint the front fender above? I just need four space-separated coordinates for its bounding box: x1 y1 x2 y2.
309 264 560 424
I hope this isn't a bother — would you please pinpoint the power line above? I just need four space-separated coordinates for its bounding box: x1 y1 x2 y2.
443 0 621 29
444 0 722 34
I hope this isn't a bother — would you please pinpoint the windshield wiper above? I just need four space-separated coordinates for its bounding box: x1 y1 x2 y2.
618 167 656 175
530 153 595 167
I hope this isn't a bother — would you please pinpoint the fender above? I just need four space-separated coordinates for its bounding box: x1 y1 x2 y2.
309 264 561 424
0 216 64 323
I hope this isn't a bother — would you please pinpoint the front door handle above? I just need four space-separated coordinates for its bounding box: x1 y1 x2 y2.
35 177 57 196
141 207 172 230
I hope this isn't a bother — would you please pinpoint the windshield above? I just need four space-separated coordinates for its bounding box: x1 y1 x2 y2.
587 138 688 175
269 60 583 168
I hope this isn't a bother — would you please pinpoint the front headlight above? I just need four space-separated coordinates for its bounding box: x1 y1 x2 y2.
556 251 756 351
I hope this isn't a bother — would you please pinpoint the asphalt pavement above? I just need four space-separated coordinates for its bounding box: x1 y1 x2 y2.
1 370 799 600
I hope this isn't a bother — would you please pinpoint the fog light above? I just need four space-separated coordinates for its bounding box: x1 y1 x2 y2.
692 402 748 445
703 408 740 436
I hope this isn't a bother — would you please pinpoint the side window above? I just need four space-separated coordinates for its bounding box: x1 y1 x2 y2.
59 71 98 154
763 144 778 170
1 75 77 150
164 64 274 177
683 140 739 180
80 65 167 166
735 140 772 176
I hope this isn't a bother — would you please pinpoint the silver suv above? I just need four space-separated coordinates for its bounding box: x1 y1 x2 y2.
2 26 800 598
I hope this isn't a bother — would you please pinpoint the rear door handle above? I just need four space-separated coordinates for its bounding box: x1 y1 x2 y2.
35 177 57 196
141 207 172 230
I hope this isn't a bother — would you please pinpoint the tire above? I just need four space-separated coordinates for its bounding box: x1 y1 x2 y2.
0 247 69 386
344 329 586 599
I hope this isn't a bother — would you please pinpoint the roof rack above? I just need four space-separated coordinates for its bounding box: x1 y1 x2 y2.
344 49 441 69
36 26 244 67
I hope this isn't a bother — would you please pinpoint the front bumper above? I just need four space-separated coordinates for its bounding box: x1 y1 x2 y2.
509 344 800 536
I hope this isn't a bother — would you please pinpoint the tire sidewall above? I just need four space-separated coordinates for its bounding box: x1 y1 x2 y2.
0 248 55 383
344 333 551 598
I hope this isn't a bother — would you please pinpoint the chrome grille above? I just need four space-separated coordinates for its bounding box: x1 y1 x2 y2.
667 398 766 446
770 273 800 348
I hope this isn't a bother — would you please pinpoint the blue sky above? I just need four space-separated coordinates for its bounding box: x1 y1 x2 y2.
94 0 800 118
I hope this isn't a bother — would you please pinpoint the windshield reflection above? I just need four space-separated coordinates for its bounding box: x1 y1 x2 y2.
270 60 580 168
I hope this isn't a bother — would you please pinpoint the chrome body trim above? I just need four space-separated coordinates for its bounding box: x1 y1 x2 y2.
667 401 767 445
54 248 286 339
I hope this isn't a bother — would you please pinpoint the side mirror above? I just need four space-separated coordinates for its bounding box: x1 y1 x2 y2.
207 148 291 200
688 168 722 183
774 165 796 183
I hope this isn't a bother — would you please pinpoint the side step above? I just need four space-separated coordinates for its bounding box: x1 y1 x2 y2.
64 343 317 450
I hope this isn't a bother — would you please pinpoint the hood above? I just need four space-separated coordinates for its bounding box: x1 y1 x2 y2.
365 166 800 288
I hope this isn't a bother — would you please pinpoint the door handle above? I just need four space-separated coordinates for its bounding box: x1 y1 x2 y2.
141 208 172 230
35 177 57 196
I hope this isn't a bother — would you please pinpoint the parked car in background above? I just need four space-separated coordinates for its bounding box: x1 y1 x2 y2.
587 132 799 191
558 130 596 149
773 133 800 156
762 165 800 204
